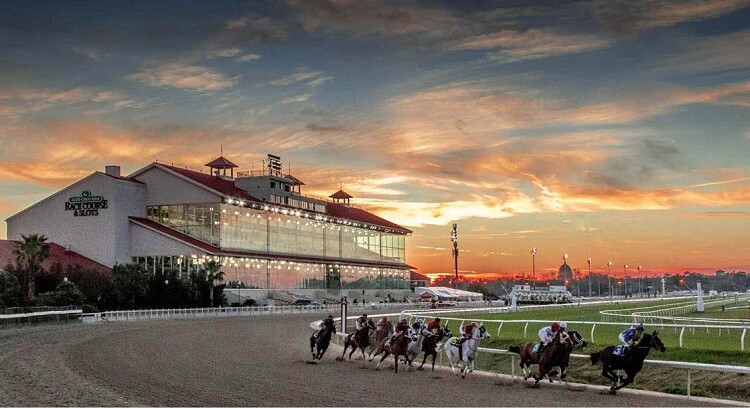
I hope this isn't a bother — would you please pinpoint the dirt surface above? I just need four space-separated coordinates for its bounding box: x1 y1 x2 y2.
0 314 739 406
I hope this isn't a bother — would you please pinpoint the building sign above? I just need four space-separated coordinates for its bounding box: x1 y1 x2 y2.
65 190 108 217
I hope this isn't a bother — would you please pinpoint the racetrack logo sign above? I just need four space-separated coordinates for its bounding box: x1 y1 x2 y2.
65 190 108 217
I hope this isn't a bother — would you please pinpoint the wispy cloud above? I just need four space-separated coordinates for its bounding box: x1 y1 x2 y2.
448 28 611 62
271 69 332 87
127 63 237 91
236 53 261 62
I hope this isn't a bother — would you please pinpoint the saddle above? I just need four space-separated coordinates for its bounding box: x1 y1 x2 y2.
613 345 627 357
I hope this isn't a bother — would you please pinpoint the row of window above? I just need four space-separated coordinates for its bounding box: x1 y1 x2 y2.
146 203 407 263
132 255 410 290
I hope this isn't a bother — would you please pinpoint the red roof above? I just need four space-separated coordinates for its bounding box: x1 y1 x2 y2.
326 202 412 234
205 156 238 168
134 163 409 235
0 240 111 274
159 164 259 203
285 174 305 186
411 270 429 281
130 217 413 269
329 189 353 199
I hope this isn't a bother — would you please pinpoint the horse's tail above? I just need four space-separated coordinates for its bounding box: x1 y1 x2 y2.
590 352 600 365
507 345 521 354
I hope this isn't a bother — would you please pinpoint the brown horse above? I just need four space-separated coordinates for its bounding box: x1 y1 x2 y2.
371 332 418 373
309 325 335 360
367 320 393 358
508 330 587 384
417 324 452 371
341 318 376 360
590 331 666 394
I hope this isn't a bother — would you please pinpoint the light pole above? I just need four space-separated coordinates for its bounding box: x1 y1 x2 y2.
531 248 538 290
624 264 629 298
638 266 642 297
451 223 458 289
607 261 613 300
587 258 592 297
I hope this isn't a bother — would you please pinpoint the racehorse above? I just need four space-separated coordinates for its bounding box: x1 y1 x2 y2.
444 323 491 378
590 331 666 394
367 319 393 358
342 318 376 360
508 330 587 385
417 324 452 371
371 330 421 373
310 325 336 360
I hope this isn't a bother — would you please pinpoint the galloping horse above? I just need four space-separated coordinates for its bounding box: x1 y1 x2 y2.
309 325 336 360
371 330 421 373
444 323 491 378
342 318 376 360
417 324 452 371
508 330 587 385
368 319 393 358
590 331 666 394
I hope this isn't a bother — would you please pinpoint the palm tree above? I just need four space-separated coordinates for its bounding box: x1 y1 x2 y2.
12 234 50 301
204 259 224 307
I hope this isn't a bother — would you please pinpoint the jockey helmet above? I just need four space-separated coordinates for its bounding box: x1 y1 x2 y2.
635 323 645 331
551 322 561 332
382 316 389 322
327 314 333 318
559 321 567 329
362 313 367 317
400 318 408 324
435 317 441 322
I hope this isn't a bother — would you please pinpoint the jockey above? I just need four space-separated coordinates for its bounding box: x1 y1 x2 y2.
376 316 391 330
386 318 410 347
409 321 423 337
355 313 368 331
619 323 645 348
316 314 336 337
536 322 561 355
425 318 441 336
458 321 478 360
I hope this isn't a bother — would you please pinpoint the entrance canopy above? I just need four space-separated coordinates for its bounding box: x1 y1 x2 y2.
415 286 483 301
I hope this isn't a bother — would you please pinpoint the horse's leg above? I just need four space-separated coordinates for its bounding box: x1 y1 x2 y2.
310 336 316 359
417 351 428 370
375 351 389 370
430 352 436 371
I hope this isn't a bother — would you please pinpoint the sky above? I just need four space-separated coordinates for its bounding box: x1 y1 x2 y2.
1 0 749 281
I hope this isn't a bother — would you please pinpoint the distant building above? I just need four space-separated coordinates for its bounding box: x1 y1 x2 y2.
5 154 413 293
558 259 573 284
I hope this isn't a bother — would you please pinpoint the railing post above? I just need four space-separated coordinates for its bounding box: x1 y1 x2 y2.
742 328 746 351
679 327 685 348
511 355 515 377
687 370 691 397
523 322 529 339
497 322 503 336
591 324 596 344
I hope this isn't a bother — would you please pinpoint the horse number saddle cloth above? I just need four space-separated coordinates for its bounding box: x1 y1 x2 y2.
450 338 461 347
613 345 627 357
532 343 541 354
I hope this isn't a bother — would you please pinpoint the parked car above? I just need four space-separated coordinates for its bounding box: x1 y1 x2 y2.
294 299 318 308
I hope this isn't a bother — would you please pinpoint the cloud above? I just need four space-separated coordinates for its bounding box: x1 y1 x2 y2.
271 69 331 87
236 53 261 62
281 93 313 104
448 28 611 62
683 211 750 219
285 0 465 38
127 64 237 91
590 0 750 37
211 47 242 57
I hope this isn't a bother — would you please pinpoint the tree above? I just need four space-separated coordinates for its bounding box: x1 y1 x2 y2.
203 260 225 307
112 263 150 309
12 234 50 301
0 267 24 308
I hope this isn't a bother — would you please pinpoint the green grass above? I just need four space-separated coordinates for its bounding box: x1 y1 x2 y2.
417 299 750 402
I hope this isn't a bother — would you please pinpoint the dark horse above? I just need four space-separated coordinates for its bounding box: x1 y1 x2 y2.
342 318 376 360
367 320 393 358
590 331 666 394
309 325 336 360
417 324 452 371
372 332 418 373
509 330 587 384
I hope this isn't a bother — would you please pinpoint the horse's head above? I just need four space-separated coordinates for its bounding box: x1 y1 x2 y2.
367 318 376 330
650 331 666 352
476 324 491 339
567 330 587 348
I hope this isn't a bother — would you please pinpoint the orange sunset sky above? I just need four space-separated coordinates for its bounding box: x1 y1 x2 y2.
1 1 749 280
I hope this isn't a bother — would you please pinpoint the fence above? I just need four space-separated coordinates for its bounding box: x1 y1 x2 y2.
322 311 750 401
0 307 83 326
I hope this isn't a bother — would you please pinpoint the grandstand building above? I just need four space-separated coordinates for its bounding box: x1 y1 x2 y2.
5 154 413 296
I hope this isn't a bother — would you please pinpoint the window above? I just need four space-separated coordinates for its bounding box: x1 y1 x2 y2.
270 181 276 189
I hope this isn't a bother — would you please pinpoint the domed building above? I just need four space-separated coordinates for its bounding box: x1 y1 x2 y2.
558 256 573 285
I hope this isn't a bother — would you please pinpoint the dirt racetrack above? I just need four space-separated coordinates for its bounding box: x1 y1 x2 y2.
0 314 738 406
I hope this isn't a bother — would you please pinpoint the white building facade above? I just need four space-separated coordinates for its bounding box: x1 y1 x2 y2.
6 157 413 291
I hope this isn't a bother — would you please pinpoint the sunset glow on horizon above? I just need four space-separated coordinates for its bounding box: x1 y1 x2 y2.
1 1 749 277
